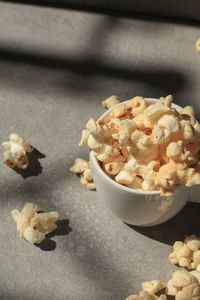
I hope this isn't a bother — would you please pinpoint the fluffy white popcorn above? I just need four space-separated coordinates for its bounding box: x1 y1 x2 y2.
11 203 59 244
115 170 134 185
142 280 165 295
70 158 95 190
169 235 200 270
104 162 124 175
133 113 153 130
110 104 126 118
166 270 200 299
128 96 147 116
124 157 138 172
166 142 183 159
152 124 170 144
144 103 170 122
159 95 173 108
2 133 33 169
102 95 121 108
157 114 180 133
196 39 200 53
180 120 195 142
79 129 90 147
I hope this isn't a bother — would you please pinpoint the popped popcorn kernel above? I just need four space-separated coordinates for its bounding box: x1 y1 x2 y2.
115 170 134 185
142 280 165 295
128 96 147 116
70 158 95 190
102 95 121 108
110 104 126 118
2 133 33 169
11 203 59 244
157 114 180 133
159 95 173 108
169 235 200 270
166 270 200 299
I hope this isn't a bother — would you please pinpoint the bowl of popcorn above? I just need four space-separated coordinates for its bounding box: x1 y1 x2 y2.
79 95 200 226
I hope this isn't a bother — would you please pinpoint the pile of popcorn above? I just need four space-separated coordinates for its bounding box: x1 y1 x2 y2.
169 234 200 271
12 203 59 244
78 95 200 196
126 270 200 300
126 235 200 300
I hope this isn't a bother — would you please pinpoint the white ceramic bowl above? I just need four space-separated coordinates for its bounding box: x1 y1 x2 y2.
90 98 191 226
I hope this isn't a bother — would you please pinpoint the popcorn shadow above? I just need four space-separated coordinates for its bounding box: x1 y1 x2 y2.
35 219 72 251
127 202 200 245
13 148 45 179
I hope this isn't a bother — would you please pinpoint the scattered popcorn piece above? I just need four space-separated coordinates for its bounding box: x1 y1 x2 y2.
196 38 200 53
11 202 59 244
142 280 165 295
2 133 33 169
166 270 200 299
70 158 95 190
69 158 90 173
102 95 121 108
169 235 200 270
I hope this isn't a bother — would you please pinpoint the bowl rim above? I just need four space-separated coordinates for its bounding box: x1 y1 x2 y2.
90 97 183 196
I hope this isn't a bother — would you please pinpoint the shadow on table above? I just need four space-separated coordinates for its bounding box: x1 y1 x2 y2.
36 219 72 251
127 202 200 245
13 148 45 179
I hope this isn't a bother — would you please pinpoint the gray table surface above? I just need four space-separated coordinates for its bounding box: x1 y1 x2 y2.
0 2 200 300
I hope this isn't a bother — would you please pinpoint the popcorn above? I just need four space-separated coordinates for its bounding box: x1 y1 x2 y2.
169 235 200 270
11 203 59 244
70 158 95 190
79 129 90 147
128 96 147 116
133 113 153 130
196 39 200 53
159 95 173 107
166 270 200 299
152 125 170 144
142 280 165 295
181 106 195 117
157 114 180 133
2 133 33 169
144 103 170 122
78 95 200 195
110 104 126 118
115 170 134 185
102 95 121 108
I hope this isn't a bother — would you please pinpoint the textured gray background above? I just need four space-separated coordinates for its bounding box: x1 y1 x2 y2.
0 2 200 300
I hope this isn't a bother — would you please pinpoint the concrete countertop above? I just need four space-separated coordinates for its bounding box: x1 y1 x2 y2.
0 2 200 300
